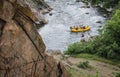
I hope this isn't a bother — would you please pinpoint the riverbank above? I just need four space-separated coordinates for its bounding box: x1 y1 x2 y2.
39 0 106 51
47 50 120 77
43 0 120 77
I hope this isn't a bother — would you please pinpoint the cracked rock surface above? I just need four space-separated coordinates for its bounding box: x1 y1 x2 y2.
0 0 70 77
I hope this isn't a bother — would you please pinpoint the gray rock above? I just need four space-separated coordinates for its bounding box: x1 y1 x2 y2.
85 12 89 14
49 13 53 16
81 5 90 8
76 0 81 2
96 21 102 23
103 14 107 17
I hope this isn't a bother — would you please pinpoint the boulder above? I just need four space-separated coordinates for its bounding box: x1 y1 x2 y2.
76 0 81 2
0 0 70 77
85 12 89 14
96 20 102 23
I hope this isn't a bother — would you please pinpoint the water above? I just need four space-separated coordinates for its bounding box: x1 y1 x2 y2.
38 0 106 52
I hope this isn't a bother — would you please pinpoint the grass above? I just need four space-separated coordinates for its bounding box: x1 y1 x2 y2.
66 67 100 77
77 61 92 69
72 53 120 67
67 68 85 77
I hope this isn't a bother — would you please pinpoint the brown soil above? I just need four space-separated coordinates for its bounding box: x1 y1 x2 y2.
52 53 120 77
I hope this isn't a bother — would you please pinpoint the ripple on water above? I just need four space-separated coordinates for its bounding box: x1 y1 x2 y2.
39 0 106 52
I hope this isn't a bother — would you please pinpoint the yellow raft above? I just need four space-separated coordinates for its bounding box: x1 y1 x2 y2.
70 26 91 32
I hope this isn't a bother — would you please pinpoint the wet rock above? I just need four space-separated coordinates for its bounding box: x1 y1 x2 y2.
98 25 102 28
0 0 70 77
86 6 90 8
85 12 89 14
49 13 52 16
103 14 107 17
106 8 113 12
67 2 74 5
76 0 81 2
40 18 48 24
39 15 49 24
77 0 89 5
41 9 51 14
96 21 102 23
81 5 90 8
35 21 40 24
81 33 84 37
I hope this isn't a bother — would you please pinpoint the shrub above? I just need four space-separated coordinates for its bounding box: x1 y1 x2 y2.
77 61 91 69
115 72 120 77
91 0 120 8
65 10 120 60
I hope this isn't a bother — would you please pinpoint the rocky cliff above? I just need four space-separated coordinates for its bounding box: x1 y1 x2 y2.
0 0 70 77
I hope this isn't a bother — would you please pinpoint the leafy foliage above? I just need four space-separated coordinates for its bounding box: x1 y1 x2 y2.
65 10 120 60
77 61 91 69
90 0 120 8
115 72 120 77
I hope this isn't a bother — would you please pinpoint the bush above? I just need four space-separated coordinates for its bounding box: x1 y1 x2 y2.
77 61 91 69
91 0 120 8
115 72 120 77
65 10 120 60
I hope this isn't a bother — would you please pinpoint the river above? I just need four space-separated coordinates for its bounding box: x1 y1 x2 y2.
38 0 106 52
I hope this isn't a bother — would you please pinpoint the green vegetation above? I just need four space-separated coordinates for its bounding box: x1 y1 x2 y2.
77 61 91 69
65 0 120 77
67 67 99 77
72 53 120 67
90 0 120 8
65 4 120 62
67 68 83 77
115 72 120 77
73 54 120 67
88 71 99 77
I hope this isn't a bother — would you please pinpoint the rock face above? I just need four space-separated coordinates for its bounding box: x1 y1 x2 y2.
0 0 70 77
